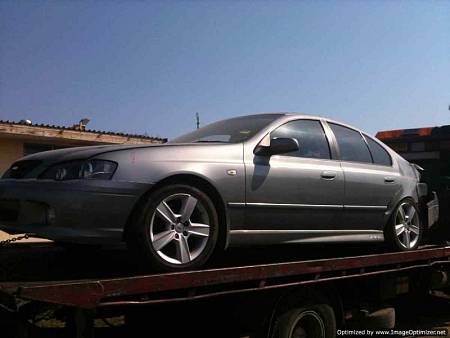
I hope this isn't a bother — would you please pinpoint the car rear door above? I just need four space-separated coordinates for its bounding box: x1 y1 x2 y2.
326 122 400 231
243 119 345 236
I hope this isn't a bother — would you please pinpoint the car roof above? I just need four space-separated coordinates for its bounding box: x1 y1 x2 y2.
249 112 378 137
247 112 329 123
237 112 320 119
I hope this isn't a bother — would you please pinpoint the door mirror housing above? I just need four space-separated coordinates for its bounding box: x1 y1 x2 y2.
254 137 299 156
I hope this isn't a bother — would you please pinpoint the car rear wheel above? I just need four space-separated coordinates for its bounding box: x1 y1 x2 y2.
127 184 219 271
385 198 422 251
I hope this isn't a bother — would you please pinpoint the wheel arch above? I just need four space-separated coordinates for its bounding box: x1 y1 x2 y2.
123 173 230 251
383 194 420 231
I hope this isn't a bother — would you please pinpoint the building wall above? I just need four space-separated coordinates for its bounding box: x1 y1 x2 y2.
0 138 23 175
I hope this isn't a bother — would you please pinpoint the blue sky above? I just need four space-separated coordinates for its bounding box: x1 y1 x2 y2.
0 1 448 139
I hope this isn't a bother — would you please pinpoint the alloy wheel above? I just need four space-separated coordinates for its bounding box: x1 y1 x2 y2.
149 193 210 265
394 202 420 249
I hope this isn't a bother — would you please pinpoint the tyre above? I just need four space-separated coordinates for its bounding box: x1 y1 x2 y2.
127 184 219 271
272 303 336 338
385 198 422 251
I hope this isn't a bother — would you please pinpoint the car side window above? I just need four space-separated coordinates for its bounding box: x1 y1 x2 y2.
365 135 392 166
271 120 331 159
329 123 372 163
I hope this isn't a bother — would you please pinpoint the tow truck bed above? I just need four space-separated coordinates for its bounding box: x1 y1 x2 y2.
2 244 450 337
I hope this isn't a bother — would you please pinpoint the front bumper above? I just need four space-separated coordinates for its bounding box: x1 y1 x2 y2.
0 179 152 244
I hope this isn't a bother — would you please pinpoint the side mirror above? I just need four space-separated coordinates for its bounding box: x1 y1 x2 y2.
254 137 299 156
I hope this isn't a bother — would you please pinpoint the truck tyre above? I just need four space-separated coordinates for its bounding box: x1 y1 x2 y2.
272 303 336 338
127 184 219 272
385 198 422 251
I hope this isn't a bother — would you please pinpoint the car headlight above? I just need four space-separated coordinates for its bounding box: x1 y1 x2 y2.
39 160 117 181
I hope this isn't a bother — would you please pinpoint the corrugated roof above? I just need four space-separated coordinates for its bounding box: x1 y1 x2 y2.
0 120 167 142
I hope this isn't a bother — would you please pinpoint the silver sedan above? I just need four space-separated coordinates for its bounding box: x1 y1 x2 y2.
0 113 438 271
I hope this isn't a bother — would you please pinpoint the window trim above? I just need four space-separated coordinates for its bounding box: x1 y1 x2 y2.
360 133 375 163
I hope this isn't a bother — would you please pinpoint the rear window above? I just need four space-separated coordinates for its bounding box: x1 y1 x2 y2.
365 136 392 166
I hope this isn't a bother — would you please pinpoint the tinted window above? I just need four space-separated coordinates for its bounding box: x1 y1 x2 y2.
271 120 331 159
365 136 392 166
329 123 372 163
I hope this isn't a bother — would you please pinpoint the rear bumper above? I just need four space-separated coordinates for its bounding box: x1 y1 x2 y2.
0 179 152 244
417 182 439 229
427 191 439 228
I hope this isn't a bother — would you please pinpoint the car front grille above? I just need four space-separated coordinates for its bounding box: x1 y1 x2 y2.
2 160 42 179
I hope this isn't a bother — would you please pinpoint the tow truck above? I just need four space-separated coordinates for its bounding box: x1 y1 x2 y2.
1 241 450 338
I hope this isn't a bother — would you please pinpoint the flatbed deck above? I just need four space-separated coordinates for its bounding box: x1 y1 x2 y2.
1 244 450 310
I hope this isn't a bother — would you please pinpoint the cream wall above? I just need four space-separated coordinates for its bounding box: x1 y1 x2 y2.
0 138 23 175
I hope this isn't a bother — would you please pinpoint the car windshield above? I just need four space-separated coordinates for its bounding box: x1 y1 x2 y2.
169 115 281 144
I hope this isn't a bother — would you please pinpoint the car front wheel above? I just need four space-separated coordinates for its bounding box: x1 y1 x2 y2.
127 184 219 271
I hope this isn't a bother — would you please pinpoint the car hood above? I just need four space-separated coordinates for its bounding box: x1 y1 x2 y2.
7 142 243 177
13 143 242 167
20 144 165 164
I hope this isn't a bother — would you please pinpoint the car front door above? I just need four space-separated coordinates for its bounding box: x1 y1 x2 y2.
242 119 345 241
327 122 401 231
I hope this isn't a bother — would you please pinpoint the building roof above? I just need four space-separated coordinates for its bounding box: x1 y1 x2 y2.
0 119 166 143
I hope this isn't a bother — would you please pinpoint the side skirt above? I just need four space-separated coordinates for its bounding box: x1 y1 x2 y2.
228 229 385 247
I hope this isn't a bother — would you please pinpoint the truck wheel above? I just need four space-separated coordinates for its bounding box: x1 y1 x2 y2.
272 303 336 338
385 198 422 251
127 184 219 272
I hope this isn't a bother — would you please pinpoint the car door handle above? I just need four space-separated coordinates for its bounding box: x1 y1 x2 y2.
384 177 395 183
321 171 337 180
